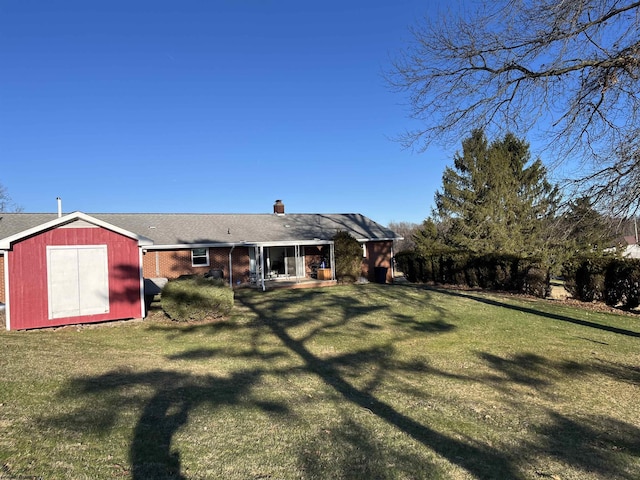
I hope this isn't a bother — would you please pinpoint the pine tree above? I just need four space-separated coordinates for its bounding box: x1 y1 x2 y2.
560 197 615 254
435 130 559 257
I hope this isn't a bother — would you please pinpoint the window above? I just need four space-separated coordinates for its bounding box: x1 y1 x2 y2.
191 248 209 267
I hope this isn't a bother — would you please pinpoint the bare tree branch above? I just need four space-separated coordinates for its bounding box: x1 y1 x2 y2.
388 0 640 213
0 182 23 213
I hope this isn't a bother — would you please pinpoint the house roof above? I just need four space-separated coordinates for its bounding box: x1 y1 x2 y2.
0 212 153 250
0 211 400 248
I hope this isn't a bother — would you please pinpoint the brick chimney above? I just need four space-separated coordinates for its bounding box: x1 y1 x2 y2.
273 199 285 215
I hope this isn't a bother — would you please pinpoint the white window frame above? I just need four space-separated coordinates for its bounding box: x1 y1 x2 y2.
191 248 210 267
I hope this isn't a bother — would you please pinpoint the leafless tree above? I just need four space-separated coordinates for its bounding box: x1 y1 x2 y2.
387 221 420 252
389 0 640 214
0 183 22 212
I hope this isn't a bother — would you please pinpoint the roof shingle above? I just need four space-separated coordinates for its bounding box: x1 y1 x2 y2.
0 212 399 247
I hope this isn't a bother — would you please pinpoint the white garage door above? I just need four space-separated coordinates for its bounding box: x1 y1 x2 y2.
47 245 110 319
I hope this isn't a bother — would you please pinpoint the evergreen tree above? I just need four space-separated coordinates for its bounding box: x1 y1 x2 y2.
435 129 559 257
413 218 453 257
560 196 615 254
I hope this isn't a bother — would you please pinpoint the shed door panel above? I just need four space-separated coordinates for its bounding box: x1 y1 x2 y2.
48 246 109 319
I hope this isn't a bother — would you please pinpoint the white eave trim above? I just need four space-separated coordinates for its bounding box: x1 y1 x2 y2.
144 242 241 251
0 211 154 249
355 237 402 243
143 239 334 251
249 239 333 247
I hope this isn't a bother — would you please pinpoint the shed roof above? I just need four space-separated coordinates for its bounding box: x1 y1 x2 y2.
0 212 153 250
0 212 399 248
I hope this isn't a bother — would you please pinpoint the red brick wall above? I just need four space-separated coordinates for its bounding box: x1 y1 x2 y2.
141 242 394 284
142 247 251 284
361 240 393 283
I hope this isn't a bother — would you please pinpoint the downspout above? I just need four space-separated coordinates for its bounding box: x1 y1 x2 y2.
390 243 396 282
138 247 146 318
329 242 336 281
259 245 265 291
228 245 235 288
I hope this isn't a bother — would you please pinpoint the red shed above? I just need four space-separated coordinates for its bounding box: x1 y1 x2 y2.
0 212 153 330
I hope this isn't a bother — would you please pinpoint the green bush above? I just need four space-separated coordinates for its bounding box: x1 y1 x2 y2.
334 231 363 283
468 254 519 291
604 258 640 309
395 251 421 282
562 256 608 302
517 259 550 298
161 276 234 322
394 250 550 298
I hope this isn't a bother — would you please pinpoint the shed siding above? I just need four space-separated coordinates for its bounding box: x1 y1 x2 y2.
8 226 142 330
0 253 5 303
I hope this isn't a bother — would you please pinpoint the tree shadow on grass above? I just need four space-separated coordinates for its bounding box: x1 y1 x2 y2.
528 412 640 479
429 286 640 338
236 286 640 479
297 418 444 480
235 289 521 479
46 368 285 479
38 285 639 479
475 352 585 393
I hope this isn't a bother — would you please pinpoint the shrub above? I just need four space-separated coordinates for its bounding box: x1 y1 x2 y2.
604 258 640 309
395 251 421 282
161 276 234 322
562 256 608 302
334 231 363 283
468 254 518 290
517 259 550 298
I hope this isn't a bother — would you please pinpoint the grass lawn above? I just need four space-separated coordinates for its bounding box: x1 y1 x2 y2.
1 284 639 479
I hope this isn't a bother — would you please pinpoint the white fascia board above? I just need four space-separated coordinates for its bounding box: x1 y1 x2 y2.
0 211 154 249
143 239 334 251
144 242 241 251
249 239 334 247
355 237 401 243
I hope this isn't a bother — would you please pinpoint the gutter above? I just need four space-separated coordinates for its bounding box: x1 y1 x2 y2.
354 237 404 243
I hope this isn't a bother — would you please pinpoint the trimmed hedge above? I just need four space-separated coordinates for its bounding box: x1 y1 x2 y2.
562 256 608 302
604 259 640 308
395 251 549 298
398 249 640 307
562 256 640 308
161 276 234 322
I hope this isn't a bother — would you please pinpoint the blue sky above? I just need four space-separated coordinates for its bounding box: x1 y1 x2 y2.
0 0 455 225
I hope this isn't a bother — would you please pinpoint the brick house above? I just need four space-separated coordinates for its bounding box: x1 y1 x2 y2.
0 201 401 329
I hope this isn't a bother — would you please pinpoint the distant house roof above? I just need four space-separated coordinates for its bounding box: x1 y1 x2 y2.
0 211 400 248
